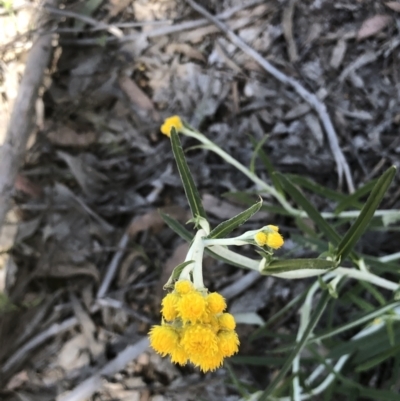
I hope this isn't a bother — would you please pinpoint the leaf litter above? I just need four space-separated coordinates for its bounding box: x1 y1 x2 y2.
1 0 400 399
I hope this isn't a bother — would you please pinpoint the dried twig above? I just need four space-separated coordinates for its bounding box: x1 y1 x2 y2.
1 307 98 376
185 0 355 193
58 0 265 45
96 217 135 299
44 5 124 38
56 337 149 401
0 0 56 231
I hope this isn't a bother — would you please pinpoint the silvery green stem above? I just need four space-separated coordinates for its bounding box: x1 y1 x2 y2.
180 230 206 285
334 267 399 291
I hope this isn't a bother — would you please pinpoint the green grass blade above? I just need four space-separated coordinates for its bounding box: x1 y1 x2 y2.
275 173 341 244
261 258 335 275
250 291 308 341
163 260 195 289
335 166 396 262
258 290 330 401
334 179 377 213
170 127 207 222
355 343 400 372
206 197 262 239
287 174 346 202
249 135 284 194
312 301 400 343
160 212 193 242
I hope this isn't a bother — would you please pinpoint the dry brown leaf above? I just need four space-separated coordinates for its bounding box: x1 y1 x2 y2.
15 174 42 198
57 334 90 371
357 14 392 40
118 75 159 120
166 43 206 62
6 370 29 390
385 2 400 12
47 125 97 147
108 0 132 17
330 39 347 69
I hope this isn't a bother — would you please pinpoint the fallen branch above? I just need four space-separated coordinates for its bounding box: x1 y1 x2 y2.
0 0 55 231
185 0 355 193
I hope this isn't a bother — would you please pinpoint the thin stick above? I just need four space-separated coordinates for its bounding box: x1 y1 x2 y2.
44 5 123 38
184 0 355 193
96 218 133 299
56 337 149 401
0 0 56 231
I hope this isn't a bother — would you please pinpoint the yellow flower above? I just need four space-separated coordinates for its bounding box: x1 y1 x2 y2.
254 229 284 249
170 345 189 365
161 293 179 321
218 331 239 357
177 291 207 323
267 225 279 232
181 324 218 357
174 279 193 295
149 287 239 372
206 292 226 314
161 115 183 137
191 351 224 372
218 313 236 330
149 325 179 356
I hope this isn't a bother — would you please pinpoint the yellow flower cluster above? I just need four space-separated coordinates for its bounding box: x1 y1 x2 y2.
254 225 284 249
149 280 239 372
160 115 183 137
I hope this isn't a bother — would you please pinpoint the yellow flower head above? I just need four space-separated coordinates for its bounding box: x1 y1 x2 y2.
218 331 240 357
254 229 284 249
191 351 224 372
207 292 226 314
174 279 193 295
149 325 179 356
218 313 236 331
149 287 239 373
161 115 183 137
181 324 218 357
170 345 189 365
177 291 207 323
161 293 179 321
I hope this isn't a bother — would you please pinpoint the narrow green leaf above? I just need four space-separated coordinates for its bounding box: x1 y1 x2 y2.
276 173 341 245
160 212 193 242
258 290 330 401
287 174 346 202
336 166 396 262
337 385 400 401
260 258 335 275
163 260 194 289
334 179 377 213
249 135 284 194
250 291 308 341
230 355 287 367
311 301 400 343
170 127 207 222
206 197 262 239
356 344 400 372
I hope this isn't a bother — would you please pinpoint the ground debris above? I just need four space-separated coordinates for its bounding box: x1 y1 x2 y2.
1 0 400 398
